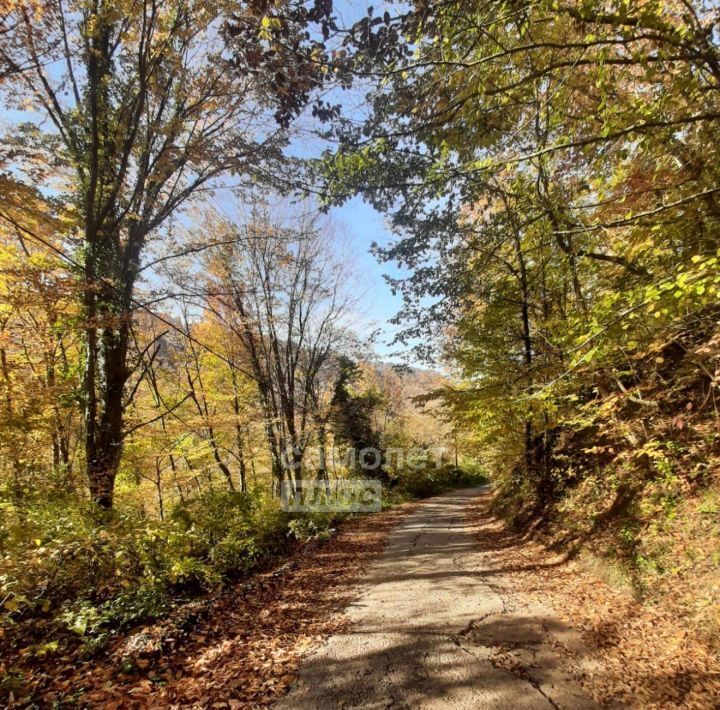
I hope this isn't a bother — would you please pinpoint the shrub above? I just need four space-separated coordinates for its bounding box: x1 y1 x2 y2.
287 512 339 542
0 489 295 646
394 463 488 499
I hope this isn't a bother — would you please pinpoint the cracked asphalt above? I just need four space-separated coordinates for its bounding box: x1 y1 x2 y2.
275 488 599 709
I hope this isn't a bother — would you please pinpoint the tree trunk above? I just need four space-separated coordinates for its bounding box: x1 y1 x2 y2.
512 228 535 473
316 424 331 494
235 426 247 493
86 321 129 508
231 375 247 492
317 423 328 480
210 436 235 492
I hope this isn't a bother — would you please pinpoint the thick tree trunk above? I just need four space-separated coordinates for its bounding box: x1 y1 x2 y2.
82 6 129 510
86 321 129 508
290 448 303 492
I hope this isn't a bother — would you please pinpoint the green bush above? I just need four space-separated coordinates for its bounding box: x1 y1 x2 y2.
0 497 131 617
287 512 339 542
394 463 488 499
0 489 296 645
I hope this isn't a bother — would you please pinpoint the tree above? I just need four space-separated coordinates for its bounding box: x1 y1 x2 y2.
192 206 354 493
330 356 384 477
321 0 720 489
0 0 334 506
0 177 80 496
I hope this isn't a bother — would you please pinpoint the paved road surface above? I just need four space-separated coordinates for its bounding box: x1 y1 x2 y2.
276 488 598 709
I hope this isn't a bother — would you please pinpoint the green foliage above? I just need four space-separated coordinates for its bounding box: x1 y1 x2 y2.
394 463 488 500
2 464 483 653
0 458 490 648
287 513 338 543
0 489 295 645
330 356 385 475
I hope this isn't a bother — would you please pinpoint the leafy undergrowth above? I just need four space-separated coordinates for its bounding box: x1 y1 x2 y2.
0 466 480 644
1 501 416 707
471 491 720 708
0 489 331 674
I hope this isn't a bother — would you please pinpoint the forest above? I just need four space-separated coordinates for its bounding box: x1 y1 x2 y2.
0 0 719 707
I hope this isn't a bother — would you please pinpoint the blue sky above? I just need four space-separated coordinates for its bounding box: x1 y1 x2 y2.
330 198 407 360
263 0 411 361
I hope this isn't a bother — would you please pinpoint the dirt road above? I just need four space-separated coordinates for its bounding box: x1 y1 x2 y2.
276 488 597 709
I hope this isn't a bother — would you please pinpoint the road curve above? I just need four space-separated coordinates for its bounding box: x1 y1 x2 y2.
275 488 598 709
